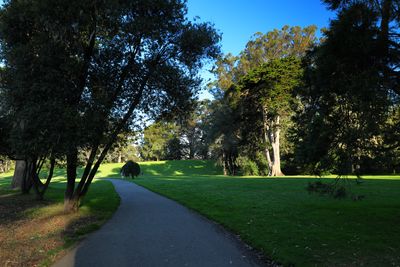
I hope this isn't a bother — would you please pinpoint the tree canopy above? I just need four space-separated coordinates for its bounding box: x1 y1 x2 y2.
0 0 220 210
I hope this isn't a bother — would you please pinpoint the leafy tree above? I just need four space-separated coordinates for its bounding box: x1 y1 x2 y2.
0 1 94 198
140 100 214 161
213 25 318 91
295 2 396 175
0 0 220 211
165 137 184 160
140 122 179 161
237 57 303 176
211 26 317 176
179 100 213 159
205 97 239 175
322 0 400 97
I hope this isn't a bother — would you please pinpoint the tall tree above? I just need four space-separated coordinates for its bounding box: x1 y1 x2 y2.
211 26 317 176
237 57 303 176
0 0 220 210
140 122 179 161
295 2 395 174
322 0 400 96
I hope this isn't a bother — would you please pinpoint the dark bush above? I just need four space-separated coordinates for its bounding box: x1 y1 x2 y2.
120 160 141 179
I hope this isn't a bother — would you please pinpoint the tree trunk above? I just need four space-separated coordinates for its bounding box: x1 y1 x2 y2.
64 149 78 213
221 151 227 175
262 109 284 176
270 136 284 176
11 160 26 190
64 196 80 213
118 151 122 163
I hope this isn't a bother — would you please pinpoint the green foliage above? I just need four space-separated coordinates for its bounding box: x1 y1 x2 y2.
0 0 221 200
139 100 215 161
140 122 179 161
165 137 184 160
294 2 400 175
205 99 239 175
210 26 317 176
235 156 259 176
120 160 141 179
213 25 318 92
238 56 303 116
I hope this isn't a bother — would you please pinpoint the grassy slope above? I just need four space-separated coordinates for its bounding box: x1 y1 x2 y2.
100 160 400 267
3 160 398 266
0 170 119 266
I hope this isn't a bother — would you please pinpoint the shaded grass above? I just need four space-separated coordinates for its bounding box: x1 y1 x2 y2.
4 160 399 266
93 160 400 267
0 170 119 266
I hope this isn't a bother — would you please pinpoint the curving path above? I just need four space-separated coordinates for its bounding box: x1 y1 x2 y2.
53 179 267 267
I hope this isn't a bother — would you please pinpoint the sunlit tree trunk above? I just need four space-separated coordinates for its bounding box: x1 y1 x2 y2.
262 108 284 176
118 152 122 163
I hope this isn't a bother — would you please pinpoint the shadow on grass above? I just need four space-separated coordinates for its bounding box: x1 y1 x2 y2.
0 179 120 266
0 192 52 225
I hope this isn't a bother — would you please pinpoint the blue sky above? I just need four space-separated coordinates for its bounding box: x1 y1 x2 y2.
187 0 335 56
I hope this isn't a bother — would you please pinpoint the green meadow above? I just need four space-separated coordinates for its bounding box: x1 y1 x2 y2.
1 160 399 266
118 160 399 266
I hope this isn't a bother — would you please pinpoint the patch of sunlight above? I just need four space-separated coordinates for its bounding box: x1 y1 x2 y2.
163 178 182 181
193 165 205 169
140 161 167 166
0 171 13 178
26 203 64 219
173 171 183 175
147 170 161 175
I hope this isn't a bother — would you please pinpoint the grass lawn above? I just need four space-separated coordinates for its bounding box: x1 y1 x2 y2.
2 160 399 266
0 170 120 266
100 160 400 267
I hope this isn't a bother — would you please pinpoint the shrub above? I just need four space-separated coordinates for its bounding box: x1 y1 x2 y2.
120 160 141 179
236 156 259 176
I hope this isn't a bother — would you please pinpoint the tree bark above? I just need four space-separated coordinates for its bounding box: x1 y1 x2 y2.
262 108 284 176
270 116 284 176
64 149 78 213
11 160 26 190
31 157 56 200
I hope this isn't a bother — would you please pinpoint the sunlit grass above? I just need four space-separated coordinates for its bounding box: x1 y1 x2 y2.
95 160 400 267
2 160 400 266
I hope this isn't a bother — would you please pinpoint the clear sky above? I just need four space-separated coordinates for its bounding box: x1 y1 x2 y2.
187 0 335 56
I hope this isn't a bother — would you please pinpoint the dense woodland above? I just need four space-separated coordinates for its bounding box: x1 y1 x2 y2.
138 0 400 177
0 0 399 211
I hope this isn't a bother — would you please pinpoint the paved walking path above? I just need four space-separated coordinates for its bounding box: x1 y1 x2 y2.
53 179 266 267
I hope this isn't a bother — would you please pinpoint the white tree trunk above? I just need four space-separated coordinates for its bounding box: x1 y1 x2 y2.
262 108 284 176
